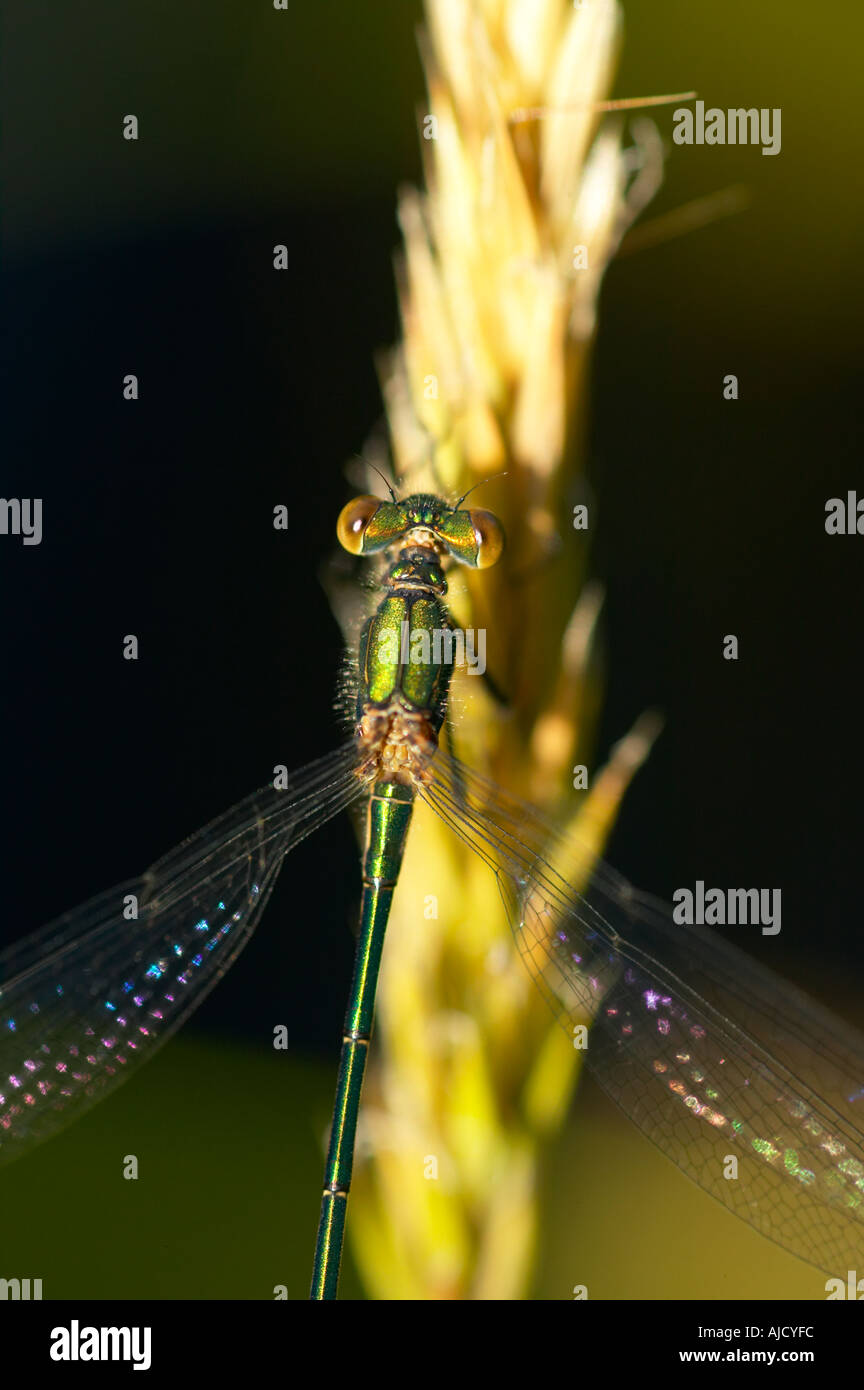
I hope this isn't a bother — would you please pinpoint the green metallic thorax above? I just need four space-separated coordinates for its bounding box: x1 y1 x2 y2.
355 549 453 740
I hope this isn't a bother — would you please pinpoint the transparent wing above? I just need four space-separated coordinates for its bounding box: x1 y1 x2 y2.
420 747 864 1278
0 744 369 1167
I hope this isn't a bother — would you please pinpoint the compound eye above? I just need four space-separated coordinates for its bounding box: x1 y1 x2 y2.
467 509 505 569
337 496 382 555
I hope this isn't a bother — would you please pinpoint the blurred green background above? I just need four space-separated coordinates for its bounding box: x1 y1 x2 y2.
2 0 863 1299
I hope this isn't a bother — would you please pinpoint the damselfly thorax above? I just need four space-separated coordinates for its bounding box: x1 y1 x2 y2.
337 490 503 786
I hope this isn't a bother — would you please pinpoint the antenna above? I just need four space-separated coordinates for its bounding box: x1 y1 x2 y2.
454 472 508 510
367 463 399 503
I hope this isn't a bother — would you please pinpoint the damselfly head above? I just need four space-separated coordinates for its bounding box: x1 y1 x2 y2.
337 492 504 570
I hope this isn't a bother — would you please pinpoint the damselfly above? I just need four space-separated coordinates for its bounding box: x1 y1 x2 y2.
2 489 864 1299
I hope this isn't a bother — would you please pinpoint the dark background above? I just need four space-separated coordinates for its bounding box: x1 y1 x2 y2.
1 0 862 1299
